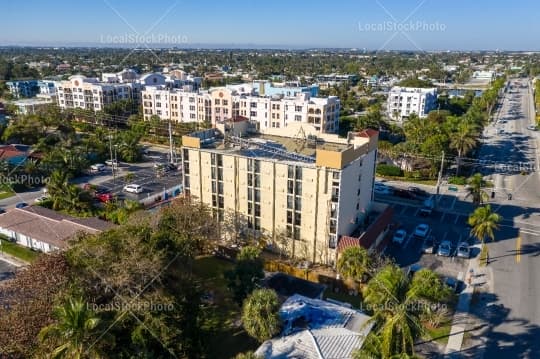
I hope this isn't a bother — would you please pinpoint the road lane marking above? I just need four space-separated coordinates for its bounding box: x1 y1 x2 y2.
516 235 521 263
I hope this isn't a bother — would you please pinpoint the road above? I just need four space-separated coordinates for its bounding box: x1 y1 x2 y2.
479 79 540 358
0 258 16 281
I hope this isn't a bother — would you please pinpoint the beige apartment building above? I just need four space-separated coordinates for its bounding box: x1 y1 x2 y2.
181 121 378 265
141 86 340 135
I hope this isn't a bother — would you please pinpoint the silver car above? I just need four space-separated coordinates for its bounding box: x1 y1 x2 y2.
437 240 452 257
456 242 470 258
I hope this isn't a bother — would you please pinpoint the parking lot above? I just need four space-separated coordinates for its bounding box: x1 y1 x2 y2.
382 199 477 282
76 148 183 202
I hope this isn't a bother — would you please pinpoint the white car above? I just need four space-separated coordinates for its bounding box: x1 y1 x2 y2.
123 184 143 194
105 159 119 167
413 224 431 238
527 124 538 131
392 229 407 245
34 195 49 203
90 163 105 172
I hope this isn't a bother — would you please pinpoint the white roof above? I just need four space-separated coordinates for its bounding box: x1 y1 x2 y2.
255 295 373 359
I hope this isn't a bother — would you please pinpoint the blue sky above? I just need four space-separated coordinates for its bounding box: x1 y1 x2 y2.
2 0 539 50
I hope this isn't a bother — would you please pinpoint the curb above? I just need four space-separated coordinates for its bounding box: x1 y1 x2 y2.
0 252 28 267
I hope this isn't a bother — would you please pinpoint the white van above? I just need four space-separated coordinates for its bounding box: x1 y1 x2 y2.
123 184 143 194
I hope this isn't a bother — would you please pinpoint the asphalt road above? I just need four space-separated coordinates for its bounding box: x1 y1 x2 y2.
0 258 16 281
479 79 540 358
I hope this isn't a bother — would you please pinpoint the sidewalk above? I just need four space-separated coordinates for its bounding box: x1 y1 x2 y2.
444 244 493 357
0 251 28 267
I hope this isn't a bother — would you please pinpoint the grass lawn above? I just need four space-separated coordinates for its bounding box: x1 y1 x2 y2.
0 238 40 262
424 318 453 345
378 176 438 186
0 190 15 200
193 256 259 359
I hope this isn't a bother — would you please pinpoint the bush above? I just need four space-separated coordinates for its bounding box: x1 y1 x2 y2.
376 164 403 177
448 176 467 185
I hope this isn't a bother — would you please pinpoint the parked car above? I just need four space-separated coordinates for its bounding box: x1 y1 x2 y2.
34 195 49 203
419 207 432 217
527 124 538 131
96 192 114 203
123 184 143 194
15 202 28 208
392 229 407 245
413 224 431 238
0 208 6 214
456 242 471 258
408 186 429 197
90 163 106 172
105 159 119 167
374 183 392 195
394 188 416 200
406 263 423 278
421 236 436 254
444 276 463 293
437 240 452 257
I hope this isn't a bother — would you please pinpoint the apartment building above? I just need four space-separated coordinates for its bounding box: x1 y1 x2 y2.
181 121 378 265
6 80 56 98
142 86 340 134
386 86 437 122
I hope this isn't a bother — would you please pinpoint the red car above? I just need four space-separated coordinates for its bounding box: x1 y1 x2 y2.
96 192 113 203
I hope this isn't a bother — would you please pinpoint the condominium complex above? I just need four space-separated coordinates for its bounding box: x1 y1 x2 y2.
55 69 201 111
142 84 340 135
386 86 437 122
181 121 378 265
6 80 56 98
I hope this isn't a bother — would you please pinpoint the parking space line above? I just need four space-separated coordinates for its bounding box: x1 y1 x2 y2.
413 207 420 217
449 196 457 210
442 231 448 242
400 206 408 215
454 214 461 225
440 212 447 223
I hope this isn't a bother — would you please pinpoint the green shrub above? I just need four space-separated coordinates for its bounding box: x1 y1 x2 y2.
448 176 467 185
376 164 403 177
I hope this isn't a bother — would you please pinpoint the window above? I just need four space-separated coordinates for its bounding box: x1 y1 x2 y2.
295 167 302 180
215 99 220 105
332 172 340 180
287 195 294 209
287 211 293 224
183 149 189 161
295 182 302 196
217 154 223 167
295 197 302 211
287 180 294 194
248 173 253 187
294 213 301 226
254 203 261 217
223 100 228 106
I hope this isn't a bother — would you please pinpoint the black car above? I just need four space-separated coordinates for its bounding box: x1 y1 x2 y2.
408 186 429 197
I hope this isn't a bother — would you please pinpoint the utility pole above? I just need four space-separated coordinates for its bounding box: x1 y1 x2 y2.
109 134 116 184
436 151 445 208
168 120 175 164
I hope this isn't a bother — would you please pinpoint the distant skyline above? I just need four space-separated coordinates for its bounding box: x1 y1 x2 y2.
2 0 540 51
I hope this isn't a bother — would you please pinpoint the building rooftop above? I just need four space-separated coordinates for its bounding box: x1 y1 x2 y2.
255 294 372 359
0 206 115 249
183 123 378 169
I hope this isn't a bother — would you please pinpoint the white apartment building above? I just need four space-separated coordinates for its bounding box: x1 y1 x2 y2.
386 86 437 122
55 72 167 111
142 86 340 135
181 122 378 265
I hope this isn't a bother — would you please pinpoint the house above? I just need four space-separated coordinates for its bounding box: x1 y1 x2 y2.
0 206 115 252
255 294 373 359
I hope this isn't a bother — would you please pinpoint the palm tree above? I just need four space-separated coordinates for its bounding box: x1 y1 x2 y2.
360 264 451 358
465 173 489 206
242 288 281 343
337 246 371 282
450 122 478 175
47 170 71 210
468 204 502 243
38 297 103 359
